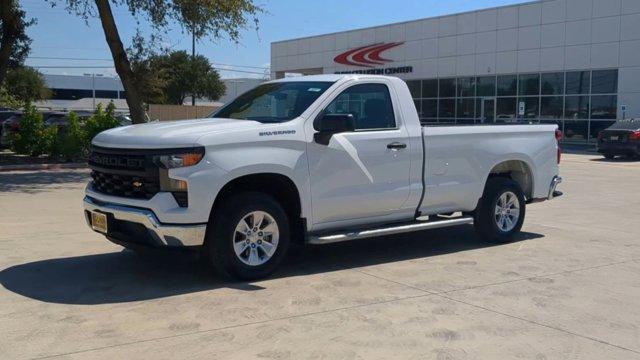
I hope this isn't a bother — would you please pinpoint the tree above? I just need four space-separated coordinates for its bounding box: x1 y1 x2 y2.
51 0 263 124
127 32 169 105
155 50 225 105
0 0 36 86
4 66 51 104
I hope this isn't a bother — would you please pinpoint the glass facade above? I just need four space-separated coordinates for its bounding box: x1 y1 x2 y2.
405 69 619 143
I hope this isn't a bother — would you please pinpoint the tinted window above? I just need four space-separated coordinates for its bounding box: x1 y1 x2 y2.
519 97 539 119
438 99 455 118
590 95 617 119
564 120 588 141
565 96 590 119
215 81 333 122
439 78 456 98
477 76 496 96
518 74 540 96
324 83 396 130
50 88 93 100
540 96 563 119
496 97 517 120
457 77 476 97
497 75 517 96
566 71 590 94
456 98 475 118
591 70 618 94
406 80 421 98
541 73 564 95
421 99 438 118
422 79 438 98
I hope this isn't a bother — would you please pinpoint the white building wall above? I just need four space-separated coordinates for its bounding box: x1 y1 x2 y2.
271 0 640 119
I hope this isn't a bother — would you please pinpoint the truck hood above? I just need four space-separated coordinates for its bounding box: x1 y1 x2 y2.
92 118 261 149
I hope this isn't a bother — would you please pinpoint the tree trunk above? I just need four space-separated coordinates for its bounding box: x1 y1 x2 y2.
0 0 19 87
94 0 146 124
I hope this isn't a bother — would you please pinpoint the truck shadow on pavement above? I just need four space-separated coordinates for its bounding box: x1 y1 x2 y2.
0 170 89 194
0 226 542 305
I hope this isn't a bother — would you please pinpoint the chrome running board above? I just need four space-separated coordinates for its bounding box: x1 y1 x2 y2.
308 216 474 245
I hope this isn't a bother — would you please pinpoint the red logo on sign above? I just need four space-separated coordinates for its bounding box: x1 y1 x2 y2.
333 42 404 68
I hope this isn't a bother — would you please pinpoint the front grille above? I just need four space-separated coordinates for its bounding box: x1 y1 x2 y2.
91 170 159 199
88 146 160 200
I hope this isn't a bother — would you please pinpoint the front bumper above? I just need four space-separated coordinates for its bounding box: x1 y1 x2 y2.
83 196 206 248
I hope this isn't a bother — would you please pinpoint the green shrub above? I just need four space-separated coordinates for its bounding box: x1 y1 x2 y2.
56 112 86 161
84 103 120 145
10 102 122 160
41 125 59 157
10 103 48 157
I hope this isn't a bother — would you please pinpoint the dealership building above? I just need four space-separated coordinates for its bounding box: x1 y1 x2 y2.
271 0 640 144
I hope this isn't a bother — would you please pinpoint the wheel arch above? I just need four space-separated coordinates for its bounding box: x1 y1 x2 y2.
209 172 306 243
485 158 535 200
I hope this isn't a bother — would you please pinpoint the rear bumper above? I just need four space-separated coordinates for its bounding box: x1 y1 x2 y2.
548 176 563 200
597 142 640 155
83 196 206 249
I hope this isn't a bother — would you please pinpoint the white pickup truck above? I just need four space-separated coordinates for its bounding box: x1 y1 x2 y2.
84 74 563 280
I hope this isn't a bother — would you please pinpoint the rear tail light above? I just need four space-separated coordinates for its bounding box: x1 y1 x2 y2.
555 129 563 164
555 129 564 141
597 131 604 140
629 131 640 141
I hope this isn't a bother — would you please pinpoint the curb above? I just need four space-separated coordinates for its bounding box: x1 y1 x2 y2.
0 163 87 172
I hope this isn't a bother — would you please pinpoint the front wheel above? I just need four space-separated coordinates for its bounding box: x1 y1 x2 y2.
603 153 615 160
474 177 526 243
204 192 290 280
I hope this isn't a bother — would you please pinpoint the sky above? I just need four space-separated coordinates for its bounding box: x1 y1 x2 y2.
21 0 529 79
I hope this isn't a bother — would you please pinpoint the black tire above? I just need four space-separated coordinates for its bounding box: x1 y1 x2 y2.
474 177 526 243
603 153 615 160
204 192 290 280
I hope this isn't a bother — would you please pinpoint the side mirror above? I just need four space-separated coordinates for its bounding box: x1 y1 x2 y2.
313 114 355 145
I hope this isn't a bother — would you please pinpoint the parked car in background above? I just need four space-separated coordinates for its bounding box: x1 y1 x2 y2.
0 110 20 147
1 110 134 149
0 113 23 148
597 119 640 159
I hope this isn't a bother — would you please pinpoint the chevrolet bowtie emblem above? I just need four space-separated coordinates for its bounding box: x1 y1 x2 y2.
132 181 143 188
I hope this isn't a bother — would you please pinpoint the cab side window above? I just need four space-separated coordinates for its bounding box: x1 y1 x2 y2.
323 83 396 130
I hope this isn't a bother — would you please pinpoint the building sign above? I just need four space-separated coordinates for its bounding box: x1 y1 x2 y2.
518 101 525 116
333 42 413 75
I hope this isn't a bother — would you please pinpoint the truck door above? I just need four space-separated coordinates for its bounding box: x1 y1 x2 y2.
307 82 413 226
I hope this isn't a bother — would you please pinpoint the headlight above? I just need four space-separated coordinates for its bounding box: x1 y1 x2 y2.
153 147 204 207
153 148 204 169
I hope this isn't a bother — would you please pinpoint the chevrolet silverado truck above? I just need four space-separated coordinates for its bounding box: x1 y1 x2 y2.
84 74 563 280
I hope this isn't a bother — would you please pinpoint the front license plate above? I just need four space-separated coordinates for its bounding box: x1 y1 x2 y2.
91 211 108 233
610 136 619 141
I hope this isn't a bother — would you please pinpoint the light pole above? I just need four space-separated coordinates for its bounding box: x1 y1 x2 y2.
84 73 104 109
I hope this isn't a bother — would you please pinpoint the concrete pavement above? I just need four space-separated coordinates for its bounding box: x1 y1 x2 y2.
0 154 639 359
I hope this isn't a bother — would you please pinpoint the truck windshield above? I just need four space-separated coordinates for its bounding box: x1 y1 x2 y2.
213 81 334 123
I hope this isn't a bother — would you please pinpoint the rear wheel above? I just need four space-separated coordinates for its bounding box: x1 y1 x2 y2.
603 153 615 159
474 177 526 243
205 192 290 280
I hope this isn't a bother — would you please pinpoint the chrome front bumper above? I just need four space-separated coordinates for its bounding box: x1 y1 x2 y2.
547 176 563 200
83 196 206 247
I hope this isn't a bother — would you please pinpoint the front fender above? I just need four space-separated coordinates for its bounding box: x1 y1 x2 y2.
203 142 311 223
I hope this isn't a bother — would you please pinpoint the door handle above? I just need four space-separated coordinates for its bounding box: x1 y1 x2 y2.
387 142 407 150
